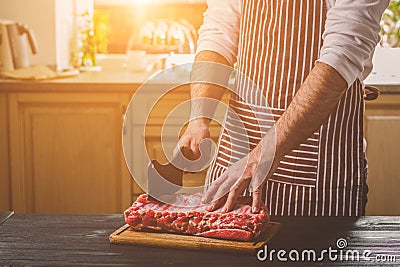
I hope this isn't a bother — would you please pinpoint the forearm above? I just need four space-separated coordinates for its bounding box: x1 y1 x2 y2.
189 50 231 127
253 62 348 167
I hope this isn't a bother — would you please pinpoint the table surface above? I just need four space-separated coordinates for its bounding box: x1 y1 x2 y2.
0 214 399 266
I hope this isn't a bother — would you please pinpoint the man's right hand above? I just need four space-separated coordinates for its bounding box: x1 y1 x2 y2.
178 119 211 159
177 51 230 170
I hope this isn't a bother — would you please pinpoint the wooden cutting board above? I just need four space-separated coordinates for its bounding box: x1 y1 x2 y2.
109 222 280 253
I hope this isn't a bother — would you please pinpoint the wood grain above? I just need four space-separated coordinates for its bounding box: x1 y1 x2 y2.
109 222 280 253
1 215 400 266
365 94 400 215
0 92 10 210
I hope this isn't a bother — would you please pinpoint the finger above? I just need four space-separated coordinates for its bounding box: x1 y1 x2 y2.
190 140 200 156
251 179 264 213
202 173 228 203
221 191 239 213
177 135 191 156
207 195 227 212
178 133 190 146
221 181 249 213
251 189 262 213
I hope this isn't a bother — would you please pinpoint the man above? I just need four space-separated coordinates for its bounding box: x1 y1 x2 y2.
179 0 389 216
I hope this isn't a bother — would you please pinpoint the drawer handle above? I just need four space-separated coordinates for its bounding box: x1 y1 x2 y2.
364 86 379 101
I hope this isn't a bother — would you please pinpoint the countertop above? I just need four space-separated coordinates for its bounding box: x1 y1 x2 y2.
0 214 399 266
0 55 195 93
0 68 151 92
1 62 400 94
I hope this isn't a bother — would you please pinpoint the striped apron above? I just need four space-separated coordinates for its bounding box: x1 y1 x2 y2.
206 0 365 216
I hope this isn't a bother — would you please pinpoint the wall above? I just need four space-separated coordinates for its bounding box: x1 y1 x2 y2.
0 0 93 69
0 0 57 66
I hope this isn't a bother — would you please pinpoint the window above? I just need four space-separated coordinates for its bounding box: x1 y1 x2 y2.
94 0 207 53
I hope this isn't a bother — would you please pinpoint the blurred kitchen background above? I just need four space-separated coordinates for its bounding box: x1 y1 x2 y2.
1 0 399 78
0 0 399 216
0 0 206 72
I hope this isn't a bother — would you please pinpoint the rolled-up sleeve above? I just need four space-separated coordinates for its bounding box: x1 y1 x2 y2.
196 0 241 66
318 0 390 87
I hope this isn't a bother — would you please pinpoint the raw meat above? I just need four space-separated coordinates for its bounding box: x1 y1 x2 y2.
124 193 269 241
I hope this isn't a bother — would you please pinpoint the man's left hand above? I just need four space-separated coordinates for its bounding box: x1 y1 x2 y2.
202 145 275 213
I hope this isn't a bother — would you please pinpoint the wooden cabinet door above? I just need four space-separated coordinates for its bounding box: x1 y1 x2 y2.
8 92 133 213
0 92 11 211
365 94 400 215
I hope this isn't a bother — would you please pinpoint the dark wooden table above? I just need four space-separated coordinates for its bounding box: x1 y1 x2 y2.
0 214 399 266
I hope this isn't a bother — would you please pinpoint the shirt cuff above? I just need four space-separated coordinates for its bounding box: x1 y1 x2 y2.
196 40 238 66
317 51 360 88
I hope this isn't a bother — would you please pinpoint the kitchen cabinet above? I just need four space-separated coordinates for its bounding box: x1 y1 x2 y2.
0 92 11 211
0 75 227 213
6 92 133 213
0 74 227 213
0 68 154 214
365 92 400 215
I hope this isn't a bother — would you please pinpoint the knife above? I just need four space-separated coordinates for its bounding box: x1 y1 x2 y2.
147 146 201 202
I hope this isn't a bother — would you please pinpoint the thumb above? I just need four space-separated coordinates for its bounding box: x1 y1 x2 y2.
190 141 200 156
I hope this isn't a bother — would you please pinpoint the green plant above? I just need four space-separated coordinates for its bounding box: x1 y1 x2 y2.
74 10 110 68
380 0 400 47
93 11 110 54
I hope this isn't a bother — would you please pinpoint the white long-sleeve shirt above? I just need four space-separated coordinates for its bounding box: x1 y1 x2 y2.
196 0 390 87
